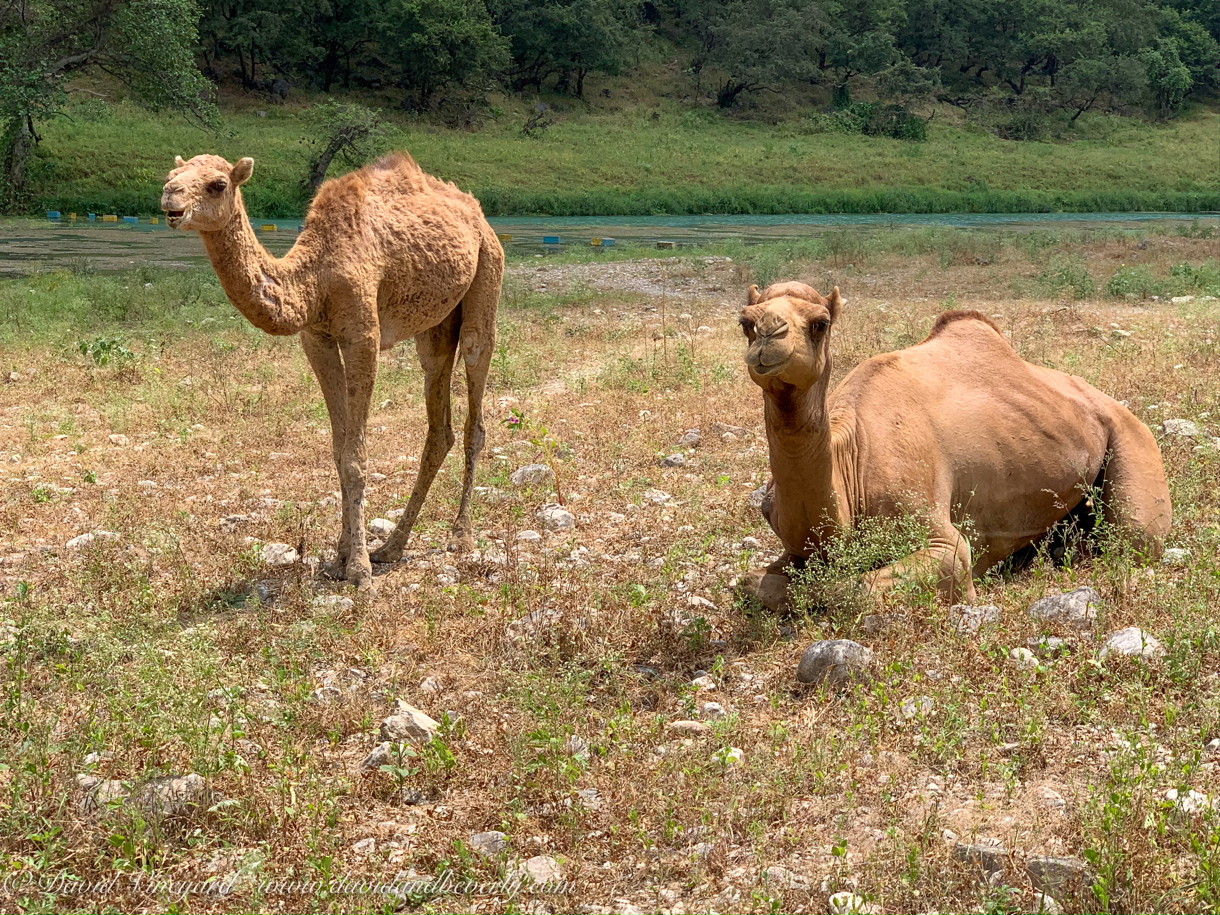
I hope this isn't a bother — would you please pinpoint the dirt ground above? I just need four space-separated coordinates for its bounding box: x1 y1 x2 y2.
0 232 1216 914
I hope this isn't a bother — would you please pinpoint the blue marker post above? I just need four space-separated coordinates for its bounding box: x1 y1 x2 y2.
47 211 61 220
542 235 561 246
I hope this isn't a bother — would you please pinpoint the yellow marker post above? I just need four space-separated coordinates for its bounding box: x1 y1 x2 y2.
102 214 118 222
149 217 159 225
260 224 277 231
590 238 601 247
496 233 512 243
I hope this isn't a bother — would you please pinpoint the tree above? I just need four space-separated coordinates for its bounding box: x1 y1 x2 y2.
0 0 214 211
1055 52 1146 120
380 0 508 107
1142 37 1192 116
302 99 383 193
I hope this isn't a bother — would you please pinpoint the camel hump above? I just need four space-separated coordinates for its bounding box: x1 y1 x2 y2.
924 309 1005 342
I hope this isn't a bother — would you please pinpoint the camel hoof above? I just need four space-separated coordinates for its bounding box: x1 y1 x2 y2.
346 559 374 591
738 569 792 613
448 529 476 553
318 558 348 580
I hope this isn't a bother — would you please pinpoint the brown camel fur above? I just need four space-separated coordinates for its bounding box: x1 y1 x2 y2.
738 281 1172 611
161 152 503 590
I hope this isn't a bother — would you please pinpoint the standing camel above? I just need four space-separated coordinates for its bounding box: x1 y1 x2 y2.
161 153 503 590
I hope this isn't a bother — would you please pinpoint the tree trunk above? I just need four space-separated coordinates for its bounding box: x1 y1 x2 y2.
307 136 347 194
717 79 745 108
0 116 35 214
576 67 587 99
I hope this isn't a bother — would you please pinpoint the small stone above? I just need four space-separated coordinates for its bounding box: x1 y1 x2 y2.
953 842 1007 877
1032 893 1063 914
76 775 127 812
510 464 554 487
360 742 393 772
900 696 935 720
108 434 129 446
763 865 810 890
691 675 716 691
312 686 342 703
678 430 702 447
747 486 768 509
564 735 590 761
468 830 509 857
369 518 395 538
129 773 209 818
740 536 762 550
1027 587 1101 630
311 594 354 611
796 639 874 686
516 529 542 542
1098 627 1164 661
261 542 299 567
66 530 120 550
219 514 251 532
537 503 576 531
1025 856 1091 898
720 746 745 766
668 720 711 737
1161 418 1201 438
700 701 727 720
1009 647 1038 668
687 594 716 612
829 891 879 914
1162 547 1191 566
950 604 1001 634
642 488 671 504
352 837 376 854
420 676 443 695
860 613 894 634
1206 738 1219 754
709 422 750 439
519 854 563 883
660 453 686 468
137 479 158 489
379 702 440 744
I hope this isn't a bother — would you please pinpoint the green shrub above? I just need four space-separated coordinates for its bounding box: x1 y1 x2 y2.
1106 265 1163 299
1038 255 1096 299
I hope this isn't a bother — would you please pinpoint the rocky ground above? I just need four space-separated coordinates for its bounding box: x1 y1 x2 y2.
0 232 1216 913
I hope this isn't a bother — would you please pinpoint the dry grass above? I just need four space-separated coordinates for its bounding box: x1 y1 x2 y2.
0 230 1216 914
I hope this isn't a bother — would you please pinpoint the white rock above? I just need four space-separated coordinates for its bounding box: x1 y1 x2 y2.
1099 627 1164 661
379 702 440 744
797 639 873 685
468 830 509 857
950 604 1001 634
747 485 768 508
369 518 395 537
66 530 120 550
1162 418 1201 438
108 434 129 446
420 676 443 695
1027 587 1100 630
1033 893 1063 914
687 594 716 611
519 854 563 883
700 701 727 720
660 453 686 468
829 891 879 914
668 720 711 737
516 529 542 542
720 746 745 766
740 536 762 550
510 464 554 487
642 488 671 504
691 675 717 691
1009 647 1038 668
311 594 354 611
900 696 935 720
261 542 299 567
537 503 576 531
360 742 393 772
352 837 376 854
1162 547 1191 566
1170 295 1195 305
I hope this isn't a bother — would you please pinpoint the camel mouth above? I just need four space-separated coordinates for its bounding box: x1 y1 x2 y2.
165 210 187 228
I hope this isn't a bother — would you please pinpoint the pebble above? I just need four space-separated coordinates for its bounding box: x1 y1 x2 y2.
642 488 671 504
691 675 716 691
668 720 711 737
1025 856 1091 897
66 530 120 550
686 594 716 611
1027 635 1068 658
660 453 686 467
261 542 299 567
351 837 376 854
700 701 727 720
796 639 874 686
467 830 509 857
678 429 702 447
510 464 554 487
953 841 1007 877
360 742 393 772
518 854 563 883
1161 418 1201 438
899 696 935 720
747 486 768 509
516 529 542 542
720 746 745 766
950 604 1001 634
379 701 440 744
1162 547 1191 566
311 594 354 611
828 892 879 914
1009 647 1038 668
420 676 443 695
740 536 762 550
108 434 129 446
1032 893 1063 914
1027 587 1100 630
537 503 576 531
1098 627 1164 661
369 518 395 537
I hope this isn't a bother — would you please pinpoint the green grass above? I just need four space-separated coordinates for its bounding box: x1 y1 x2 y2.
24 94 1220 217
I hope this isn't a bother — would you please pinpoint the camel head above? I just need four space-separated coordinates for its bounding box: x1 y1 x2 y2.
161 154 254 231
740 282 842 391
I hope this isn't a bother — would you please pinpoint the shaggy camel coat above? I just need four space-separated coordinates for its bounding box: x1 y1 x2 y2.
162 153 503 589
738 282 1171 609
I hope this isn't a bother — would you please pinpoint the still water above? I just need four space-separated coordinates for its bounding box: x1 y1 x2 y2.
0 212 1214 276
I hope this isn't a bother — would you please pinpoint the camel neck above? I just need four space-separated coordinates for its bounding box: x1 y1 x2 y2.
199 193 318 336
761 370 847 555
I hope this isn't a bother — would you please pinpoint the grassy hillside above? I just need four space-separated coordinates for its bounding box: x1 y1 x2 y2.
26 90 1220 217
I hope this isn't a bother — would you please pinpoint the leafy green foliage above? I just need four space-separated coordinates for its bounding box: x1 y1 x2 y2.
384 0 508 107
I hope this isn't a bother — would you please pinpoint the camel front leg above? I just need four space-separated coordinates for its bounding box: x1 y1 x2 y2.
369 313 458 564
337 335 380 590
301 331 352 573
864 526 976 604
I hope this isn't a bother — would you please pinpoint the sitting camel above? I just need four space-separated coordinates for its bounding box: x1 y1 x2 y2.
162 153 502 589
738 282 1171 610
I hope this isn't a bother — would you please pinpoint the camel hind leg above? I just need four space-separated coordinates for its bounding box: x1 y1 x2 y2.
450 234 502 551
1099 407 1172 560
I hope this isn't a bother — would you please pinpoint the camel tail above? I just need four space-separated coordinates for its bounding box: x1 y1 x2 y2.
1099 405 1172 560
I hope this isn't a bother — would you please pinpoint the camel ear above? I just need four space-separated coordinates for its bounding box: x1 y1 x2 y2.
826 286 842 322
747 284 762 306
174 155 186 168
231 157 254 186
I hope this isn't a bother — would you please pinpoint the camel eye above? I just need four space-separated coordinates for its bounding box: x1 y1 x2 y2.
810 320 830 335
739 318 756 339
207 179 228 194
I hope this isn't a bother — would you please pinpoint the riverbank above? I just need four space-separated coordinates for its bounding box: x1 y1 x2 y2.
24 97 1220 217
